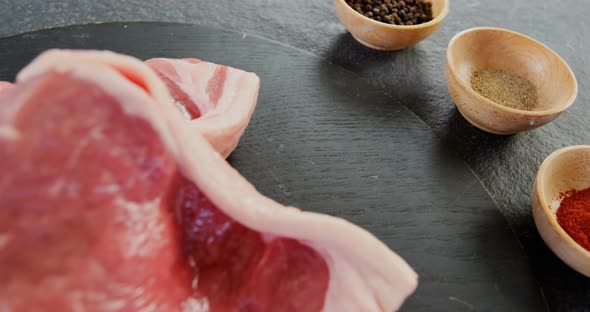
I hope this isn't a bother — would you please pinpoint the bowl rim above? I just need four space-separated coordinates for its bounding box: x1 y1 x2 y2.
335 0 449 30
446 27 578 116
536 145 590 259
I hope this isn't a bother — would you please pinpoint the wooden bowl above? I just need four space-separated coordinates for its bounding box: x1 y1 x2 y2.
532 145 590 277
446 27 577 135
333 0 449 51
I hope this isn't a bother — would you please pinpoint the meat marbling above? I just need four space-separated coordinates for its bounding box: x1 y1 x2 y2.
0 50 417 312
145 58 259 158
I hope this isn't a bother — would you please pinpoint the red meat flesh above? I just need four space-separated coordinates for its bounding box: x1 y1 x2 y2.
0 69 329 311
170 175 330 312
0 71 192 310
205 66 228 106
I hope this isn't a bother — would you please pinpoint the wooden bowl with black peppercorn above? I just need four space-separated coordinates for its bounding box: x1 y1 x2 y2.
446 27 578 135
334 0 449 51
532 145 590 277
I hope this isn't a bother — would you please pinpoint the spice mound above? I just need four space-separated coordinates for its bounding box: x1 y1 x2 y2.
470 68 538 111
345 0 434 26
556 187 590 252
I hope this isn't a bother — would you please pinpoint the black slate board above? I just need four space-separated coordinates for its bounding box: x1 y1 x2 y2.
0 23 547 311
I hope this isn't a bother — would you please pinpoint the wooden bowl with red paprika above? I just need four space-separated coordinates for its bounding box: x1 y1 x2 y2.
532 145 590 277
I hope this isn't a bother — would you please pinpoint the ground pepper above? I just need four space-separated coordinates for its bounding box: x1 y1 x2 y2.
556 187 590 252
470 68 538 111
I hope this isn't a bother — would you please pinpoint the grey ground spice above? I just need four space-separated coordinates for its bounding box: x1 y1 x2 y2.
470 68 538 111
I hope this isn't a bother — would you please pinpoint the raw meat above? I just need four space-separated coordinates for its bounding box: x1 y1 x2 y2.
145 58 259 158
0 82 12 94
0 50 417 312
0 63 192 311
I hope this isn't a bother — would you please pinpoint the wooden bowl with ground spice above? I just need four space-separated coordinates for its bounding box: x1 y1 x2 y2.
533 146 590 277
334 0 449 51
446 27 577 135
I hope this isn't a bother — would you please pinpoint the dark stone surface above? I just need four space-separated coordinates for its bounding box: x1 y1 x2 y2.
0 23 545 312
1 0 589 310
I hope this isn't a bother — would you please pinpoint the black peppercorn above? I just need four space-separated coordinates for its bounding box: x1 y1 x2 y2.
346 0 434 26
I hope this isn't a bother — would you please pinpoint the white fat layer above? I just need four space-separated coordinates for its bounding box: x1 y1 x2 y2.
174 101 193 120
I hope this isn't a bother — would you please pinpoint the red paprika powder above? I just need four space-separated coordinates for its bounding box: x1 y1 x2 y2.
556 187 590 252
